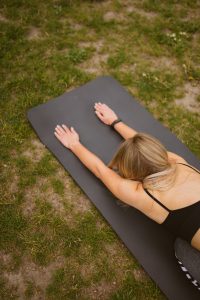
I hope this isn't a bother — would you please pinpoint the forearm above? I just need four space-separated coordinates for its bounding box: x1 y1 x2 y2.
113 121 137 140
70 142 105 178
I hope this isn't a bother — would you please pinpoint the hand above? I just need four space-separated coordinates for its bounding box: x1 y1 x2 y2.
94 102 118 125
54 124 80 149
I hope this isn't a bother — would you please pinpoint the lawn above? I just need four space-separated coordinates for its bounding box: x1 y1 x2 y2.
0 0 200 299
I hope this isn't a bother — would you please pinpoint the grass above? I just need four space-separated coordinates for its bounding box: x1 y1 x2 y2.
0 0 200 299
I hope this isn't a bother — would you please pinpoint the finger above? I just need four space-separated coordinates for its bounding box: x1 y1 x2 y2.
95 104 105 112
95 110 104 120
55 125 60 131
54 131 61 140
55 127 62 134
96 103 107 111
57 125 66 133
62 124 70 133
55 125 65 134
94 103 101 109
55 127 64 135
71 127 78 134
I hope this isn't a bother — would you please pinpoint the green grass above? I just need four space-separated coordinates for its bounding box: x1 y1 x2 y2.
0 0 200 298
110 274 165 300
0 205 27 251
46 266 86 300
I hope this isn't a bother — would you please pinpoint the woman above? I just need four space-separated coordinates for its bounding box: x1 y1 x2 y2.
54 102 200 288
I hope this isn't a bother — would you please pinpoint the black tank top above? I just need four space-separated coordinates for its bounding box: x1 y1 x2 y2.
144 163 200 243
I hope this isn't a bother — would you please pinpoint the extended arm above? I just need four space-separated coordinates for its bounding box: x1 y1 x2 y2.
54 124 140 207
94 102 137 140
94 103 188 162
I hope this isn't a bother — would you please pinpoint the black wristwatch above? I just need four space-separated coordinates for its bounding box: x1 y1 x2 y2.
110 118 122 128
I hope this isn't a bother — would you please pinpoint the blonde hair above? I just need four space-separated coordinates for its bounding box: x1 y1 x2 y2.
108 132 177 191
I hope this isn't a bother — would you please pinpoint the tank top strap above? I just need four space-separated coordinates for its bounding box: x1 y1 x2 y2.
143 163 200 213
143 188 171 212
176 162 200 174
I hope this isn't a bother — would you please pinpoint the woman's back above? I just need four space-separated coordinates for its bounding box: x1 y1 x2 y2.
138 157 200 251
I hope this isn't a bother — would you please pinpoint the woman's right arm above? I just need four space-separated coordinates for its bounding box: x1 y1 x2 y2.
94 103 189 164
111 121 137 139
94 102 137 140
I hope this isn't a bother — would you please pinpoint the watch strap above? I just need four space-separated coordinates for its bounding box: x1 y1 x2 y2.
110 118 122 128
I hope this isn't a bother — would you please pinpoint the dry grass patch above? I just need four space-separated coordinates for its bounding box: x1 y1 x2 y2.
121 63 137 74
125 4 158 19
3 255 66 299
20 136 93 224
9 172 19 195
55 167 93 214
22 138 47 163
80 263 96 280
127 86 140 98
79 39 105 53
181 7 200 21
132 268 149 282
95 217 108 230
1 165 20 204
175 82 200 113
0 13 9 22
27 26 42 41
79 52 109 74
133 53 180 73
103 242 134 276
22 175 73 225
71 22 83 31
192 32 200 48
22 161 92 225
0 251 13 269
79 245 121 298
72 194 93 214
22 177 48 217
79 241 150 299
81 279 117 300
45 48 56 58
60 17 83 31
150 56 180 73
103 11 125 22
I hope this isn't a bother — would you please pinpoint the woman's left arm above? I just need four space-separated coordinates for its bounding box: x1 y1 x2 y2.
54 124 140 206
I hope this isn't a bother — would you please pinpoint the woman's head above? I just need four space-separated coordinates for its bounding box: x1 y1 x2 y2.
108 132 177 191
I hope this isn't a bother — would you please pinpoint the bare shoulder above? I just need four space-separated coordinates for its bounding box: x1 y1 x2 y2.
132 182 154 213
167 151 188 163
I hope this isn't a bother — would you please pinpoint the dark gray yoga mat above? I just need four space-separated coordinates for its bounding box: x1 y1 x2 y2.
27 76 200 300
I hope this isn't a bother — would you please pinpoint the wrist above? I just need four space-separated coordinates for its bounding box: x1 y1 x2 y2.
109 117 118 125
110 118 122 128
69 141 82 152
